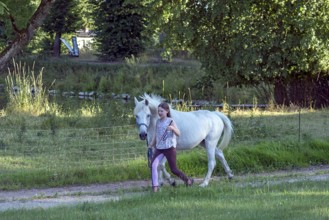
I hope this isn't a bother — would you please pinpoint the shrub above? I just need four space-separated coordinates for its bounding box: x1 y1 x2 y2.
5 60 57 116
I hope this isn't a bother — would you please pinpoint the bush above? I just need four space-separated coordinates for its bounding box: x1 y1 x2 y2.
5 60 57 116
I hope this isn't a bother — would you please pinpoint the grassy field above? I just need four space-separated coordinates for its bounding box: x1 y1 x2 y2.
0 107 328 190
0 59 328 219
1 174 329 220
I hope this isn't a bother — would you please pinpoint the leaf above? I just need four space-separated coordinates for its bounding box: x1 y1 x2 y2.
0 1 9 15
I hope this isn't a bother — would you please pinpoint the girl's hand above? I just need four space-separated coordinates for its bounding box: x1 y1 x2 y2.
168 122 180 136
167 125 174 131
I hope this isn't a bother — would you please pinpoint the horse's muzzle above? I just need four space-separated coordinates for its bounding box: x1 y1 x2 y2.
139 133 147 140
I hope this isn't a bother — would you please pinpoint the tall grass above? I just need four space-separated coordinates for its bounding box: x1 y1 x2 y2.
3 60 129 129
5 60 57 116
16 57 270 104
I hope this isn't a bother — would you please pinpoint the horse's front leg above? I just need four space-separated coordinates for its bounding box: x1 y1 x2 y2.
200 145 217 187
158 157 175 186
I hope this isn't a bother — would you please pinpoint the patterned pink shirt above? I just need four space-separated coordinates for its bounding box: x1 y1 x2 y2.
155 117 177 149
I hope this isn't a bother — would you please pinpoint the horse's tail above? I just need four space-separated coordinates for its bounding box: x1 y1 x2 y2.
215 112 233 150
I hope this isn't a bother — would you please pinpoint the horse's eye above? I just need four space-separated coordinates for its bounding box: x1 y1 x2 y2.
135 115 139 119
147 114 151 118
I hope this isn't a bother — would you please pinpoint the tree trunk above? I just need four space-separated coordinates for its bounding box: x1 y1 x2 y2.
53 32 61 57
313 75 329 108
0 0 56 72
274 74 329 108
274 78 289 106
289 75 312 107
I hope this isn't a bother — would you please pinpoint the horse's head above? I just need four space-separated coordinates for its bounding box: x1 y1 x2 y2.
134 94 162 141
134 97 152 140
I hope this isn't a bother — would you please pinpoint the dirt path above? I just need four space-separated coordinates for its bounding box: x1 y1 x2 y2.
1 165 329 212
0 180 151 211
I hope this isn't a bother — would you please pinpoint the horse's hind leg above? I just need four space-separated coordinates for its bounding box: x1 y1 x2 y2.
158 157 175 186
215 148 233 179
200 144 217 187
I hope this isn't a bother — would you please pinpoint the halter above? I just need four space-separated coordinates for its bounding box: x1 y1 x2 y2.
136 122 149 129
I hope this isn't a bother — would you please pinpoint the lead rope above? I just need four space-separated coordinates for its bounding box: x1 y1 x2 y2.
146 139 153 169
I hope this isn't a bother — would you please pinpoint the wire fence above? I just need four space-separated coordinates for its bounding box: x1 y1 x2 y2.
0 125 148 171
0 110 328 172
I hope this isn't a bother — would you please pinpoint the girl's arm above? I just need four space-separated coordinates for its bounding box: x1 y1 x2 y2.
149 135 156 148
168 120 180 136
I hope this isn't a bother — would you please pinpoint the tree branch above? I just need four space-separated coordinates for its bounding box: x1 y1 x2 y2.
0 0 56 72
8 14 24 35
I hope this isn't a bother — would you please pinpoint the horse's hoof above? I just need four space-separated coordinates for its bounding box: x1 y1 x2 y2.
199 182 208 188
171 180 176 187
228 174 234 181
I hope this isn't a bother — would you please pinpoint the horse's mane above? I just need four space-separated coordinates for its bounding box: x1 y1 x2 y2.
140 93 164 111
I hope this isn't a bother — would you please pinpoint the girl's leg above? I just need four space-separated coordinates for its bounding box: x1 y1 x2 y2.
151 152 164 188
163 147 191 184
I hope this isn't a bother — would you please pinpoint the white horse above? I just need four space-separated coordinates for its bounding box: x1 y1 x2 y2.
134 94 234 187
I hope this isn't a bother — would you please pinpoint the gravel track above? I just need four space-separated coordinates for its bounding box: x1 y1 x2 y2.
1 165 329 212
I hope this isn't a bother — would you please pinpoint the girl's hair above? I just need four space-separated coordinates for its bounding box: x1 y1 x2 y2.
158 102 171 117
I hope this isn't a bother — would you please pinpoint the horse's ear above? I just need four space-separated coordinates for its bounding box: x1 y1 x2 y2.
134 97 139 105
145 99 149 106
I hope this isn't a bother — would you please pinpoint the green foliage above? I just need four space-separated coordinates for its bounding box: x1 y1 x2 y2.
225 140 329 174
0 0 36 49
40 0 82 56
153 0 329 82
78 0 95 30
0 1 9 15
18 58 210 101
4 60 57 116
149 0 329 105
98 76 112 93
26 30 53 55
91 0 146 61
42 0 82 35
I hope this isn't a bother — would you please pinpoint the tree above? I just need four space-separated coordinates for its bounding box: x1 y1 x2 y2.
79 0 95 31
0 1 9 46
0 0 56 72
91 0 146 61
0 0 37 50
148 0 329 107
41 0 81 57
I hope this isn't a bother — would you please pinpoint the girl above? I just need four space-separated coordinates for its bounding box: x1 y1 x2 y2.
149 102 193 192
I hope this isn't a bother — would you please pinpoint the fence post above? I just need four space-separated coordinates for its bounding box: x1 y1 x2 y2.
298 108 301 142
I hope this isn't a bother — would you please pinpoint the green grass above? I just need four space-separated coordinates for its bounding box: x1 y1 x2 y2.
0 61 328 190
0 59 328 219
0 124 147 189
1 178 329 219
0 109 328 190
4 60 57 116
6 56 271 104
